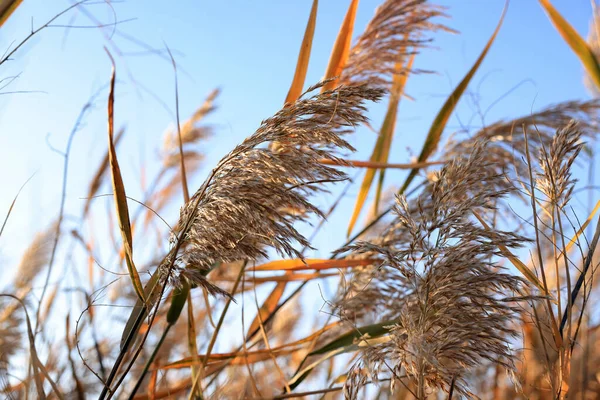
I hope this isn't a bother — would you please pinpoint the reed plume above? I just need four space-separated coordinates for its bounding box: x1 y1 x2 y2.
161 88 219 169
340 0 451 89
536 121 583 208
337 143 529 398
162 83 384 290
444 101 600 200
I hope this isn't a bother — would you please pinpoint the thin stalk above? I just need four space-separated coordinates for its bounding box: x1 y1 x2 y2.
127 324 172 399
556 212 573 345
560 216 600 334
188 261 248 396
36 90 101 332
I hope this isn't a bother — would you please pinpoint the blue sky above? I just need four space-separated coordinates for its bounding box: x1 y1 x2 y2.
0 0 596 285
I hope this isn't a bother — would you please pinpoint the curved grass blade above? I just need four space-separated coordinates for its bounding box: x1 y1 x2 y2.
238 272 337 283
285 0 318 104
252 258 377 272
160 346 301 370
399 2 508 194
287 320 396 390
83 127 125 217
0 173 34 239
539 0 600 91
1 294 64 399
0 0 22 27
246 255 372 337
560 214 600 335
166 282 190 324
321 0 359 92
106 51 145 302
564 199 600 254
310 320 395 355
271 0 318 153
374 55 415 211
347 56 414 236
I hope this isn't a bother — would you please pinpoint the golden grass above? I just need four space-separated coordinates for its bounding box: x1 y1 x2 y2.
2 1 600 399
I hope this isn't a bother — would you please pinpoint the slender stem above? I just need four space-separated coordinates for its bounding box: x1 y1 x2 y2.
188 262 247 396
448 376 455 400
127 324 172 399
560 216 600 334
36 88 103 333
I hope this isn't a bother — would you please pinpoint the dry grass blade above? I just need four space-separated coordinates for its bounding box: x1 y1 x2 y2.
0 174 34 240
540 0 600 91
252 258 378 272
105 50 145 302
585 1 600 95
83 127 125 217
270 0 317 154
561 215 600 334
186 292 202 399
234 272 338 283
319 158 444 169
321 0 359 92
1 295 64 399
399 1 507 194
120 272 161 350
0 0 22 27
285 0 318 104
564 199 600 253
347 56 413 236
373 56 415 210
160 347 302 370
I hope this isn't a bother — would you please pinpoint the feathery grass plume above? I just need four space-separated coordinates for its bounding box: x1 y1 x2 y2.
536 121 583 208
163 83 384 290
13 222 56 291
0 298 21 384
340 0 451 89
336 143 529 398
161 88 219 169
148 157 203 222
444 100 600 192
144 89 220 223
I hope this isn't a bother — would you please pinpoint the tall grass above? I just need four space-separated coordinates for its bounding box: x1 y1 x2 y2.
2 0 600 399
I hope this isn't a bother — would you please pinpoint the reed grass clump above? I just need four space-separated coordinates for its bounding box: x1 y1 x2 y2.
2 1 600 399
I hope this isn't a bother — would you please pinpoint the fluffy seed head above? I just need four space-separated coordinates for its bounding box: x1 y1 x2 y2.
337 143 529 398
340 0 451 89
165 83 384 291
536 121 584 208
